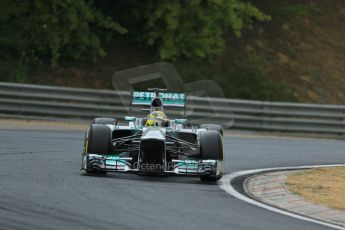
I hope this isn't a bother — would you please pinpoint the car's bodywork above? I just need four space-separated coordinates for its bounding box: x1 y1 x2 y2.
81 89 224 181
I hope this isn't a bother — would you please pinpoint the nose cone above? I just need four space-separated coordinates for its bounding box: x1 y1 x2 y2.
141 128 166 141
139 128 166 173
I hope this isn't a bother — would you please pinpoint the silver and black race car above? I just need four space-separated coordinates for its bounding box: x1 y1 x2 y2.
81 89 224 182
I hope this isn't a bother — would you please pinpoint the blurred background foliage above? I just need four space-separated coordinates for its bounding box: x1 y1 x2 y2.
0 0 126 81
109 0 270 60
2 0 335 102
0 0 268 67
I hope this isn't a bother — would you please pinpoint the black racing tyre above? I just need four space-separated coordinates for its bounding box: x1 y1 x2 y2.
199 124 223 136
85 124 111 174
199 130 223 182
87 124 111 154
92 117 117 125
200 131 223 160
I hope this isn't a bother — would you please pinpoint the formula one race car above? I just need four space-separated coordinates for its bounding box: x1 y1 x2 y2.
81 89 224 182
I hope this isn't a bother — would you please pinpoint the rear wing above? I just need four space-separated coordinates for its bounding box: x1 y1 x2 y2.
131 91 186 107
130 90 187 118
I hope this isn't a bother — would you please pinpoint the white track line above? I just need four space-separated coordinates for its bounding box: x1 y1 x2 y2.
219 164 345 230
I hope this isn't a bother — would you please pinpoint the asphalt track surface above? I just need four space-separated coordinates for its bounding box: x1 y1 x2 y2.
1 129 345 230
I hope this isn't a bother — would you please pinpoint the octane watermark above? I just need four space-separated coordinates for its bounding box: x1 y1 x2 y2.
137 162 167 171
133 162 175 171
132 161 210 172
112 62 234 128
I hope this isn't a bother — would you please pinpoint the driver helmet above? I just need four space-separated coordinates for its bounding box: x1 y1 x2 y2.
145 111 167 127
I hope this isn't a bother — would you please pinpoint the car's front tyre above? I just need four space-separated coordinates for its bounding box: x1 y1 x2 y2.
199 130 224 182
83 124 111 174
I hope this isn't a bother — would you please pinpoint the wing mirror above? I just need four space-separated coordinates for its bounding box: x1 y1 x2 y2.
125 116 136 122
175 119 187 125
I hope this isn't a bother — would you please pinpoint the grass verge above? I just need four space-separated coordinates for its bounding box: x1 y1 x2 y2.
286 167 345 210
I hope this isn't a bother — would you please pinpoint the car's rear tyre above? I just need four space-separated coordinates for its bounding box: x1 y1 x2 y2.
199 130 223 182
85 124 111 174
199 124 223 136
92 117 117 125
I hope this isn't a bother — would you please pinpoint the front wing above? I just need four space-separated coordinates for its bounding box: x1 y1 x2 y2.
82 154 223 177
